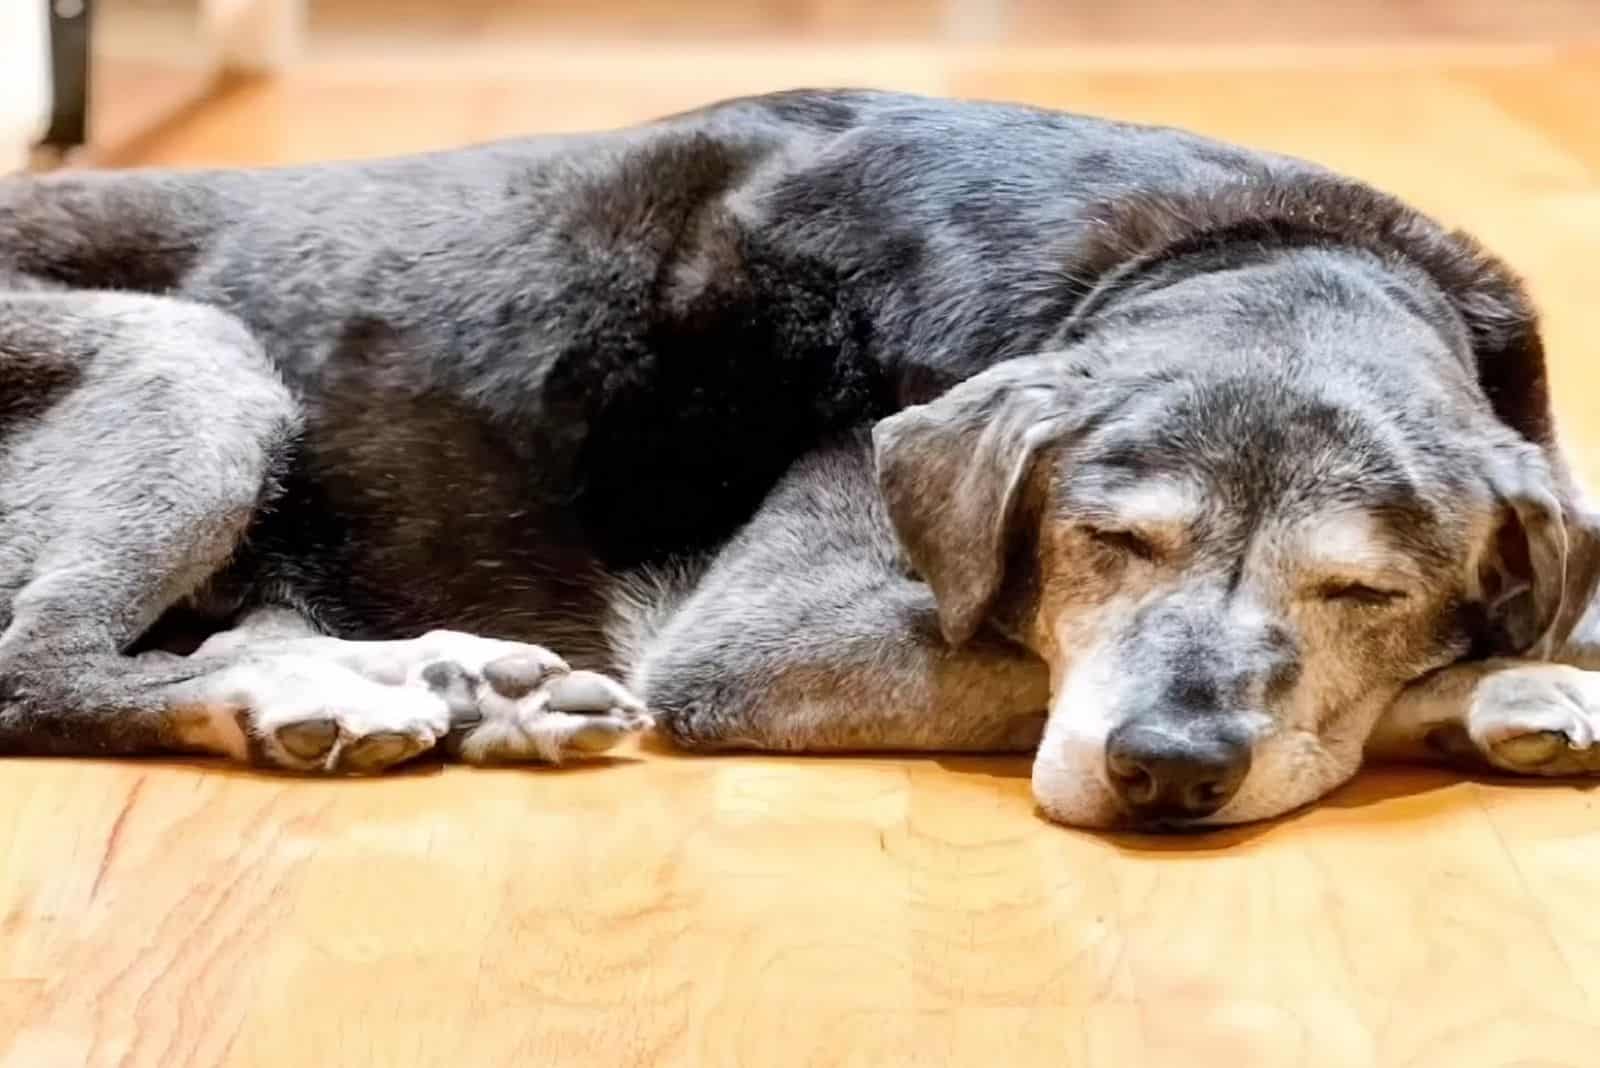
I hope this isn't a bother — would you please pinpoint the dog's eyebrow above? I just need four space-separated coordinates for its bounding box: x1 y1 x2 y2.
1094 479 1205 528
1297 511 1423 579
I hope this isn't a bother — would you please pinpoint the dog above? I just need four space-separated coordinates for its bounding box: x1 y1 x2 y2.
2 88 1598 830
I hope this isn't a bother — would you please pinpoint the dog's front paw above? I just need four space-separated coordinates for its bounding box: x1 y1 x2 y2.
407 638 650 763
1467 664 1600 775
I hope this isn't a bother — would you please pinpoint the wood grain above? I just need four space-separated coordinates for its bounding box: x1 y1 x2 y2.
6 7 1600 1066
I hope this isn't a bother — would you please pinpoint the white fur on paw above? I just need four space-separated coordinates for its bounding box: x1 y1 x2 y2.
420 654 651 765
233 656 452 773
1468 664 1600 775
403 631 569 687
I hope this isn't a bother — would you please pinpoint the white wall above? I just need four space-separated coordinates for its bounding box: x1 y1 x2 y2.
0 0 54 172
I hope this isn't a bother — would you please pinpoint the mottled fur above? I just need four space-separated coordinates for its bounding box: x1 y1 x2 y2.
1 89 1597 828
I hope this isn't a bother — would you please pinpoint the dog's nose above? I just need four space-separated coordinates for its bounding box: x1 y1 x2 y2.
1104 721 1252 823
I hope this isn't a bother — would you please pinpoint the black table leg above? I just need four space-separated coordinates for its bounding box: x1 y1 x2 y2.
42 0 93 151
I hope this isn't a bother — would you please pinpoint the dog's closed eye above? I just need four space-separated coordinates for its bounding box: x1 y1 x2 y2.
1316 581 1410 607
1087 527 1160 561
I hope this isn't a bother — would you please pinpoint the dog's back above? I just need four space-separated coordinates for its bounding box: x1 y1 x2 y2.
2 90 1304 652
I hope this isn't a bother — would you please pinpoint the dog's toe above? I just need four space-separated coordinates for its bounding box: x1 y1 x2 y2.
402 636 649 765
340 730 433 772
454 669 651 765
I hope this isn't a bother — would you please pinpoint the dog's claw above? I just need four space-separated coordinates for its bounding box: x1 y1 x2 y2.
483 652 567 699
547 671 645 714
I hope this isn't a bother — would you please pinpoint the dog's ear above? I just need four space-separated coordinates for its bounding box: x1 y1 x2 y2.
1476 446 1600 658
872 356 1077 647
1425 239 1600 656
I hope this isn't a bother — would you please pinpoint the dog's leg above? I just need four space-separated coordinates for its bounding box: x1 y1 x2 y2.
0 291 645 772
0 290 308 759
644 608 1048 754
630 441 1051 753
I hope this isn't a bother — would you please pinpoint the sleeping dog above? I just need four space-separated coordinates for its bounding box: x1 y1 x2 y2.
2 89 1598 830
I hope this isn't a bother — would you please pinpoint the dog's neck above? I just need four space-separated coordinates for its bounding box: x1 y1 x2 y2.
1060 175 1523 336
1046 175 1553 448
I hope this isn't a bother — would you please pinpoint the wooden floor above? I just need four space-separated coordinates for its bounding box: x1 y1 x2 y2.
7 8 1600 1066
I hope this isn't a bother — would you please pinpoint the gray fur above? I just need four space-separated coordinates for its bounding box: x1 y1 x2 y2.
634 436 1050 753
0 292 295 754
0 88 1596 827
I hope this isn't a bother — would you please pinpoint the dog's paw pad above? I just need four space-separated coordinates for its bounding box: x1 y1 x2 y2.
1488 729 1569 768
565 718 638 753
244 660 451 774
341 730 432 772
275 717 339 761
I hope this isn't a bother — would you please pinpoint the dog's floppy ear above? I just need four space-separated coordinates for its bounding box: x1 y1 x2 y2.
872 356 1076 647
1476 446 1600 659
1428 243 1600 657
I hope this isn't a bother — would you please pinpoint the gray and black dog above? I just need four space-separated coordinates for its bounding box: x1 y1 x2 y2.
3 88 1599 830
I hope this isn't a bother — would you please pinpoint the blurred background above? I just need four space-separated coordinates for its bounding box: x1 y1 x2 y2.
9 0 1596 165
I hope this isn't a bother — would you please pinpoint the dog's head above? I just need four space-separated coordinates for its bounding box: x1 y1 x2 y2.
873 228 1595 830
